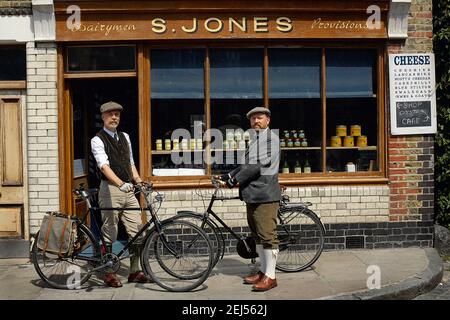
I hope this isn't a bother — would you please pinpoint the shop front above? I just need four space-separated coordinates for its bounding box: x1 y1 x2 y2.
46 0 434 250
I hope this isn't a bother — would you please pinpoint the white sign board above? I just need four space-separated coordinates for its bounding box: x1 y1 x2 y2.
389 53 437 135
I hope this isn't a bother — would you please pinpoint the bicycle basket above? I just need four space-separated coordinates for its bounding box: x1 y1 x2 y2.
236 236 258 259
37 212 78 257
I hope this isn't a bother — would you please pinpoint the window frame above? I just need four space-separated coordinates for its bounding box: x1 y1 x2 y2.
146 41 387 187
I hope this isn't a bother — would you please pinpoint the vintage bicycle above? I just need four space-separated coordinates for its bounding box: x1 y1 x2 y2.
30 182 214 292
173 176 326 274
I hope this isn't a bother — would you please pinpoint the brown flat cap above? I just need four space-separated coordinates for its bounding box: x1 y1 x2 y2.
100 101 123 113
246 107 271 119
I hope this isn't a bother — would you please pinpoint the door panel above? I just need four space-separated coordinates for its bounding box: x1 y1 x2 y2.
0 206 22 237
0 97 24 238
1 99 23 185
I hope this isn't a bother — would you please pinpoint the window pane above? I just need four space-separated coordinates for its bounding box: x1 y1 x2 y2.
210 49 263 99
269 49 322 174
269 48 321 98
67 46 136 72
326 49 376 98
151 49 204 99
210 49 263 174
0 47 25 80
326 49 378 173
150 50 206 177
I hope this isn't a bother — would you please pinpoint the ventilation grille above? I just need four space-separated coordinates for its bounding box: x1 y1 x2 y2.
345 236 365 249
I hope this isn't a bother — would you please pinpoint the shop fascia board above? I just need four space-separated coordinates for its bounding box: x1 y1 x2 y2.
388 0 411 39
32 0 56 41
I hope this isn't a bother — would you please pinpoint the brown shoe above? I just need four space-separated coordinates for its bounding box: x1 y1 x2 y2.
128 271 155 283
102 273 122 288
243 271 264 284
252 275 277 292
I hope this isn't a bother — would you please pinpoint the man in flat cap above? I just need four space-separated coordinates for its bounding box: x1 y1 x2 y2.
91 101 153 287
217 106 281 292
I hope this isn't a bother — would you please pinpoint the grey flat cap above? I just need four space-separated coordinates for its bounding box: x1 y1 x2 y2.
100 101 123 113
246 107 271 119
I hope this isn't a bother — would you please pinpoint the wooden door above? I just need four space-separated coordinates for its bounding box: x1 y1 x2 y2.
0 97 24 237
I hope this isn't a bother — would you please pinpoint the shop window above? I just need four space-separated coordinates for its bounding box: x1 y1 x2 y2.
147 46 383 181
326 49 378 173
210 49 264 174
269 49 322 175
0 46 26 80
67 45 136 72
150 49 206 177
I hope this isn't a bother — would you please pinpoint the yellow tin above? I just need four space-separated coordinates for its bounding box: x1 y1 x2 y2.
343 136 355 147
155 139 163 151
350 125 361 136
330 136 342 147
336 125 347 137
356 135 368 147
164 139 171 151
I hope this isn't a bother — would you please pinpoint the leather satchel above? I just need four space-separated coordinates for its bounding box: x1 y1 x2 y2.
37 212 77 257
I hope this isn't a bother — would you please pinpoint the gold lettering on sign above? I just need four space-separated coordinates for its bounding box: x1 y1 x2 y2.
254 17 269 32
311 18 365 30
229 17 247 32
181 18 198 33
205 17 223 33
276 17 293 32
152 18 167 33
72 22 136 36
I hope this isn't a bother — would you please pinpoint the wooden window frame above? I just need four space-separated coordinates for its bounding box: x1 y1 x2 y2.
146 41 387 188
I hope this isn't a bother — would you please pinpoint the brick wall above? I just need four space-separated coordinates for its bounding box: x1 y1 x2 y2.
26 41 59 234
387 0 434 228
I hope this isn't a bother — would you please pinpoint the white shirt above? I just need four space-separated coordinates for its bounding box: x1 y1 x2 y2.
91 127 135 170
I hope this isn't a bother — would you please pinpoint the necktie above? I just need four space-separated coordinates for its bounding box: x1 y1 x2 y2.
114 133 118 141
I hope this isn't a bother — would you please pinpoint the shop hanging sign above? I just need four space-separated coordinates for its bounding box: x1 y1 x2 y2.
389 53 437 135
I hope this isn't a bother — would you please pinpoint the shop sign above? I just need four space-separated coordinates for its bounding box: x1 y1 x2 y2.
56 13 387 41
389 53 437 135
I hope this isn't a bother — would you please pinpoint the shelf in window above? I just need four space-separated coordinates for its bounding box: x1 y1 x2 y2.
281 147 321 151
326 146 377 151
152 150 204 155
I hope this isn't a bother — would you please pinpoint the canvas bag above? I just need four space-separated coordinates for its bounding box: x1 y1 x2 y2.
37 212 77 257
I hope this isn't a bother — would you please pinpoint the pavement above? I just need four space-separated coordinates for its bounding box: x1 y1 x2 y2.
0 247 444 300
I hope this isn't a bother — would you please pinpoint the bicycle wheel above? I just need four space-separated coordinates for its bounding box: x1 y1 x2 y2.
141 219 214 292
276 207 325 272
31 223 101 289
172 212 224 268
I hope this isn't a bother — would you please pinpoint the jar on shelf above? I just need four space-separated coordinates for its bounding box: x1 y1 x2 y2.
226 131 234 142
356 135 368 147
343 136 355 147
294 161 302 173
298 130 305 139
287 138 294 148
190 139 196 150
164 139 171 151
280 139 286 148
181 139 188 150
243 131 250 141
223 140 230 150
229 140 237 149
155 139 162 151
301 138 308 147
290 130 298 139
330 136 342 147
294 138 301 147
238 140 246 149
196 139 203 150
336 125 347 137
172 139 179 150
283 130 290 139
234 130 242 141
350 125 361 136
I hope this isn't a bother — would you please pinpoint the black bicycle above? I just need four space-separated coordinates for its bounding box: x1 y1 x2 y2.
173 176 326 273
30 182 214 292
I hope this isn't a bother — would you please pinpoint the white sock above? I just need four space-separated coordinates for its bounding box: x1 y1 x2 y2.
263 248 279 279
256 244 265 274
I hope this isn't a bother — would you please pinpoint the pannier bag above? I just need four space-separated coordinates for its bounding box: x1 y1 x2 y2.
37 212 77 257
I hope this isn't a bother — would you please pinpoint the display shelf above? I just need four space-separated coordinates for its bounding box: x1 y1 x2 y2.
326 146 377 151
